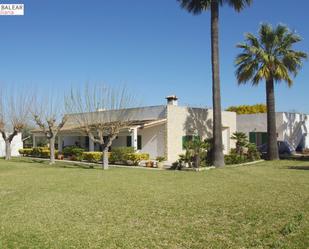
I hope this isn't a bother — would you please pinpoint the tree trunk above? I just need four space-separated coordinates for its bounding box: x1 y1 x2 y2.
266 79 279 160
211 1 225 167
5 140 11 160
49 137 56 164
102 147 109 170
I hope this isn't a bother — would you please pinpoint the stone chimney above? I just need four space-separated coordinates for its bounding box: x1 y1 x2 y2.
166 95 178 106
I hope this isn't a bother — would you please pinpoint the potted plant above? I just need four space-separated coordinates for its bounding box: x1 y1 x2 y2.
145 161 153 167
57 153 64 160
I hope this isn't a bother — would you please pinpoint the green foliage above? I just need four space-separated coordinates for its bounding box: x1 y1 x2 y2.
19 147 58 158
82 150 148 166
18 148 33 156
156 156 166 162
224 153 248 165
62 146 84 161
226 133 261 165
247 143 261 161
109 147 135 164
82 152 103 163
235 23 307 86
226 104 267 114
231 132 249 155
178 138 211 168
126 153 150 166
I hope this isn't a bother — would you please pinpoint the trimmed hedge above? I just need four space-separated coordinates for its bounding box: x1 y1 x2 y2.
20 147 149 166
62 146 84 161
19 147 58 158
82 152 103 163
126 153 149 166
109 147 135 164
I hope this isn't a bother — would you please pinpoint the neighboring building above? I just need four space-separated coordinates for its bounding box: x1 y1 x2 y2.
237 112 309 150
0 133 23 157
32 96 237 162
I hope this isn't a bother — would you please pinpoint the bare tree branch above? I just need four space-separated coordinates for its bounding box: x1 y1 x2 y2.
66 84 138 169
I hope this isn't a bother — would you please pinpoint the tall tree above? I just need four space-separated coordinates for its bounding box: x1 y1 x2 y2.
0 89 31 160
66 85 136 170
177 0 252 167
32 94 67 164
235 24 307 160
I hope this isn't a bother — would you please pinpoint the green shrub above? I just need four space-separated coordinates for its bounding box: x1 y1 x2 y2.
82 152 103 163
63 146 84 160
224 153 248 165
20 147 58 158
109 147 135 164
156 156 166 162
247 143 261 161
32 147 49 157
19 148 33 156
39 149 59 158
126 153 150 166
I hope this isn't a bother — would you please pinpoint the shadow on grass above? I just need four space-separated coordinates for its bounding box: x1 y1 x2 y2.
14 157 99 170
280 155 309 161
287 166 309 171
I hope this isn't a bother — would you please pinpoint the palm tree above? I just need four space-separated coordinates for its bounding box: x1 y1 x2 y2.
177 0 252 167
231 132 248 155
235 24 307 160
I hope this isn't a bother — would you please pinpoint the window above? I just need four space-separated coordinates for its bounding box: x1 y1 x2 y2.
249 132 268 146
127 135 142 150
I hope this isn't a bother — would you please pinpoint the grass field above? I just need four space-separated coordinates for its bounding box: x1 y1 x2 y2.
0 158 308 249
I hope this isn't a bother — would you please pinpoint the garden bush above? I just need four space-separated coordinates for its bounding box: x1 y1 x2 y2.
224 153 248 165
19 147 58 158
126 153 149 166
19 148 33 156
109 147 135 164
82 152 103 163
62 146 84 161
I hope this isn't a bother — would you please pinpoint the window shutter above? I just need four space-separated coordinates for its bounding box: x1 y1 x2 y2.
249 132 256 144
138 135 142 150
127 136 132 147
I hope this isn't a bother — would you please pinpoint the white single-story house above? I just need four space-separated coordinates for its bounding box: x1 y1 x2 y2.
0 133 23 157
32 96 237 162
237 112 309 151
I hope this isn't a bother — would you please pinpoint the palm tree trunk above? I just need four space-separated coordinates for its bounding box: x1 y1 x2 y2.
5 140 11 160
266 78 279 160
211 1 225 167
49 137 56 164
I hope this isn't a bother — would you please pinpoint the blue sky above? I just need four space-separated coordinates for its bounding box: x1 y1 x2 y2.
0 0 308 112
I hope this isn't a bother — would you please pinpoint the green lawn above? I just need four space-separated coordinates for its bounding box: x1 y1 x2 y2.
0 159 308 249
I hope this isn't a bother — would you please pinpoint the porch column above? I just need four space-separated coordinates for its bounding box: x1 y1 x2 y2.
89 137 94 151
131 127 138 151
58 136 63 152
33 135 36 147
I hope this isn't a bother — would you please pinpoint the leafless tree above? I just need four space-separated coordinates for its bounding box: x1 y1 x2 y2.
66 84 136 169
31 93 67 164
0 90 31 160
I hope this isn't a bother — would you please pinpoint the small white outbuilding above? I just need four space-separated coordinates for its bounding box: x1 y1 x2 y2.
0 133 23 157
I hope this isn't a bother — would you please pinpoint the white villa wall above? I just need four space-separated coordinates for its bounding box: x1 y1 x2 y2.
237 113 284 138
139 123 165 159
61 125 166 159
0 133 23 157
166 105 236 162
237 112 309 149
